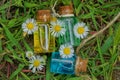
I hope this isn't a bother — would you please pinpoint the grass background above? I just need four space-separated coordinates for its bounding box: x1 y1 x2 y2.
0 0 120 80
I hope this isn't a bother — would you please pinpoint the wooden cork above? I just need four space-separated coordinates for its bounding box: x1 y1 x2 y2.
75 56 88 76
36 10 51 22
59 5 74 15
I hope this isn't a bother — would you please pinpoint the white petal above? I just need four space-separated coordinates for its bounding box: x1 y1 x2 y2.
23 28 28 32
38 66 43 70
22 23 26 28
80 35 84 39
50 22 56 25
31 19 34 23
81 22 85 26
32 67 36 73
26 19 30 23
28 30 32 34
85 26 89 31
29 64 33 69
83 33 87 37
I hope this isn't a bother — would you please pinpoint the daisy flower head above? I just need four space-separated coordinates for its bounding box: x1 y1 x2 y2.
59 44 74 58
22 18 38 35
29 55 46 73
50 20 66 37
26 51 34 60
73 22 89 39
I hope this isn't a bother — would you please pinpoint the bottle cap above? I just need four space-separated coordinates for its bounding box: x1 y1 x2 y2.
59 5 74 16
36 10 51 22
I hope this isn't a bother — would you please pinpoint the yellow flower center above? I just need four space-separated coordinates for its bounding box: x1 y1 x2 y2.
77 27 85 34
63 47 71 55
33 60 40 67
27 23 34 30
54 25 61 32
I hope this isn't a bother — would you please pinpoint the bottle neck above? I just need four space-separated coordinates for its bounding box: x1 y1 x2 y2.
61 14 74 17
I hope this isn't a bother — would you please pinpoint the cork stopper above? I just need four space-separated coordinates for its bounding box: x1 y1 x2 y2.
36 10 51 23
75 57 88 76
59 5 74 15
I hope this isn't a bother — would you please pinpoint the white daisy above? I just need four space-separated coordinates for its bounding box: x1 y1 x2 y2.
29 55 45 73
50 20 66 37
26 51 34 60
73 22 89 39
22 18 38 34
59 44 74 58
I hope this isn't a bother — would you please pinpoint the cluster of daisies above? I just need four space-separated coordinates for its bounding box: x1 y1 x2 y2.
22 17 89 73
50 19 89 59
22 18 89 39
50 20 89 39
26 51 46 73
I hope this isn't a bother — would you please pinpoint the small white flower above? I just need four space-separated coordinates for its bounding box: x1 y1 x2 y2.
59 44 74 58
26 51 34 59
50 20 66 37
22 18 38 34
29 56 45 73
74 22 89 39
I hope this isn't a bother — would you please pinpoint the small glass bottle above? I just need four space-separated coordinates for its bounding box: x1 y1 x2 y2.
58 5 81 46
34 10 55 53
50 52 76 74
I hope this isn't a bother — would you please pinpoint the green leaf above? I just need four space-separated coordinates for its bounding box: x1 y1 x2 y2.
80 13 92 19
66 75 91 80
75 3 83 16
46 55 51 80
20 72 30 80
24 1 38 8
13 0 23 7
0 39 2 53
73 0 81 8
0 2 11 11
62 0 71 5
2 23 23 52
101 36 113 53
102 2 120 8
22 39 32 51
8 19 17 28
6 43 22 62
4 55 13 63
10 64 24 80
114 26 120 46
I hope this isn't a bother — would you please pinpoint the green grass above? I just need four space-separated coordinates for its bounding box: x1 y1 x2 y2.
0 0 120 80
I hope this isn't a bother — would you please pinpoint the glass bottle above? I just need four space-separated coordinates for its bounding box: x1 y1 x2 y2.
58 5 81 46
34 10 55 53
50 52 76 74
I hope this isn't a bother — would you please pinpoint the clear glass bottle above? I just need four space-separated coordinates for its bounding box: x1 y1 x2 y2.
34 10 55 53
50 52 76 74
58 5 81 46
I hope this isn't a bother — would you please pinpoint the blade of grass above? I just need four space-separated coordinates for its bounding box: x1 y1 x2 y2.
10 64 24 80
22 39 32 51
101 35 113 53
97 37 106 79
6 43 21 61
4 55 13 63
46 54 51 80
0 2 11 11
0 39 2 53
20 72 30 80
1 22 23 52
